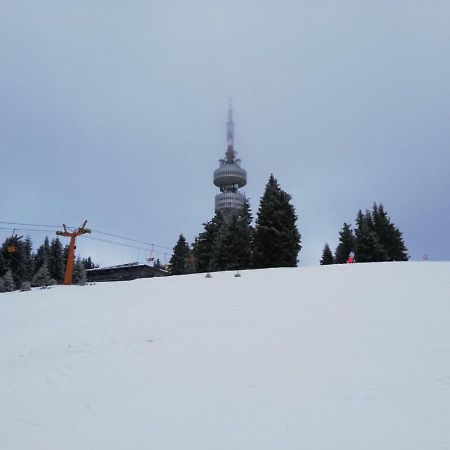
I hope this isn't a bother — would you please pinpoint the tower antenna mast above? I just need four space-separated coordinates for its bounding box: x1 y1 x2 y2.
213 102 247 215
227 98 234 146
225 99 235 163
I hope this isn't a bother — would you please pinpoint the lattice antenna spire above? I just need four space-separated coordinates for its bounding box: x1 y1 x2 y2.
226 98 234 147
226 99 235 162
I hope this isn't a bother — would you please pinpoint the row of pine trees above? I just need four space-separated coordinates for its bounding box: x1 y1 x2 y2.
320 203 408 265
0 235 96 292
1 185 409 290
169 175 302 275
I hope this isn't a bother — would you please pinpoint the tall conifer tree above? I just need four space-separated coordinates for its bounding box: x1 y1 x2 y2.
34 237 50 274
0 269 16 292
334 223 355 264
48 238 65 283
81 257 96 269
252 175 301 268
371 203 408 261
1 235 31 286
192 214 223 273
32 264 55 288
169 234 192 275
73 258 87 285
320 243 334 265
210 201 253 271
23 237 34 282
354 210 387 262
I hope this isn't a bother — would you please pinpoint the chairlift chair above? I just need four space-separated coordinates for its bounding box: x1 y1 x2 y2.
6 230 22 253
147 245 155 264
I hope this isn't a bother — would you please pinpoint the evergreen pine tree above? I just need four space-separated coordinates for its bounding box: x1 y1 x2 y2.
48 238 65 283
252 175 301 268
169 234 191 275
0 251 5 278
32 264 55 288
210 201 253 271
232 199 254 269
23 237 34 282
34 237 50 277
209 223 233 271
389 227 409 261
354 210 387 262
0 238 12 279
371 203 408 261
73 258 87 285
334 223 355 264
1 234 31 287
192 214 223 273
185 253 197 274
320 243 334 265
153 258 162 269
1 269 16 292
20 281 32 291
63 244 70 267
81 256 96 269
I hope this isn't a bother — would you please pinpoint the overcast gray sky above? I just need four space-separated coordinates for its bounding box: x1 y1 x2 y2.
1 1 449 266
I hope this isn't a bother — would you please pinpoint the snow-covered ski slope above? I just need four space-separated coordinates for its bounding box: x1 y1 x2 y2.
1 262 449 450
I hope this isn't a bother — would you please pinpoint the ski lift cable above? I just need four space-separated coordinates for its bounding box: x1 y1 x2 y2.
0 221 173 251
89 229 172 250
83 235 168 256
0 221 60 228
0 227 168 258
0 227 58 233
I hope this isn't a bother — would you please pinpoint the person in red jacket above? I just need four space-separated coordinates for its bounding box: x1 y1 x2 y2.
346 251 355 263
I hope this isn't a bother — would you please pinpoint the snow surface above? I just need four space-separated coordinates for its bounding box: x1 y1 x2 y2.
1 262 450 450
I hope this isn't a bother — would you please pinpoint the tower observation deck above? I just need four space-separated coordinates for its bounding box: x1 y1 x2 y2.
213 104 247 214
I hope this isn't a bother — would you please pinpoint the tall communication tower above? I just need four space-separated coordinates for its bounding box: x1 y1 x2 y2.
213 102 247 215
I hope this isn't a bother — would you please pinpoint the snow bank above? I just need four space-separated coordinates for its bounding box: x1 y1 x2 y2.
1 262 449 450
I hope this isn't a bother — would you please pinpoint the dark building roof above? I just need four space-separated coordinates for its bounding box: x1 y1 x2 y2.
86 262 169 283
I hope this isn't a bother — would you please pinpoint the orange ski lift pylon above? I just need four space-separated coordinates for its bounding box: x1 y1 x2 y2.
56 220 91 285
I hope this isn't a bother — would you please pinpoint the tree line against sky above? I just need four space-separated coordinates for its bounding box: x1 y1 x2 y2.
320 203 408 265
169 174 302 275
0 236 95 292
1 177 408 290
170 177 408 275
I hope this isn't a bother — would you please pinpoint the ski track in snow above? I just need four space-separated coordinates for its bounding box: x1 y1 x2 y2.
0 261 449 450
